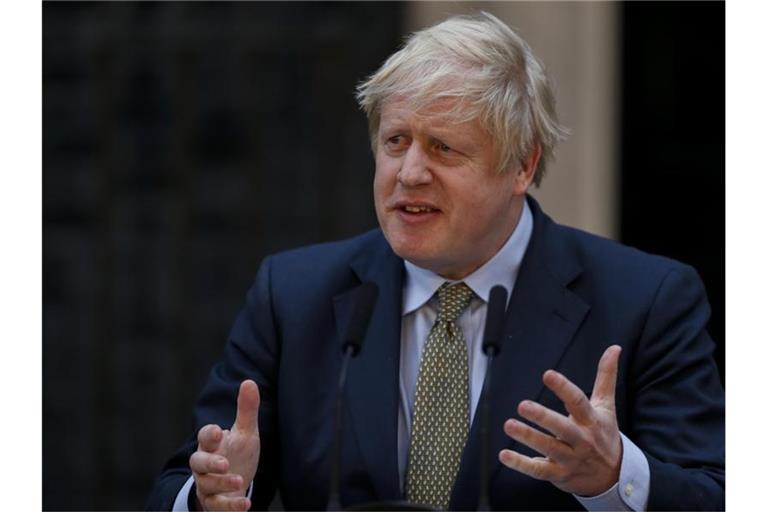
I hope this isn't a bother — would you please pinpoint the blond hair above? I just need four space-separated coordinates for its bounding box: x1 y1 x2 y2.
356 11 568 186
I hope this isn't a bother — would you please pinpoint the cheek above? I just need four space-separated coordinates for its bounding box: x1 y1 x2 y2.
373 167 393 215
450 178 515 222
374 156 398 193
372 168 387 199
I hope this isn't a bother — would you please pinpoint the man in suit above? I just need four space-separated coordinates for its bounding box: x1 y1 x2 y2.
147 12 724 511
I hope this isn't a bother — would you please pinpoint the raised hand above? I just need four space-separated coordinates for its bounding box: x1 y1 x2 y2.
499 345 623 497
190 380 262 511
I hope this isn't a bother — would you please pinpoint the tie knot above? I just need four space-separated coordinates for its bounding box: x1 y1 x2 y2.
436 282 474 323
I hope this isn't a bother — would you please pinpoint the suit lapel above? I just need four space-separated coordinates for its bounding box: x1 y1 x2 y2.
333 234 405 501
451 197 590 510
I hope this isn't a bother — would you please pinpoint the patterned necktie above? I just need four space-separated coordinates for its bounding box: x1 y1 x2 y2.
406 282 474 510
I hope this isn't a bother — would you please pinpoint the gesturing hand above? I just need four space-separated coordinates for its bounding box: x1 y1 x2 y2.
499 345 623 497
190 380 261 511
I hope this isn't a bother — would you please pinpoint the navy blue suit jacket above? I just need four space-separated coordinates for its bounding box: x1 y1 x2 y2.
147 197 724 510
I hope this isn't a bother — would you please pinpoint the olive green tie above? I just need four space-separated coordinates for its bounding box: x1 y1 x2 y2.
406 282 474 510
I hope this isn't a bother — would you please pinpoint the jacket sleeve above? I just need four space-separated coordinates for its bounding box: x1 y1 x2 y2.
627 264 725 510
146 256 282 511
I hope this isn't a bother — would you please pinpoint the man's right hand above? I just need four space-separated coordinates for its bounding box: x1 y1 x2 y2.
190 380 261 511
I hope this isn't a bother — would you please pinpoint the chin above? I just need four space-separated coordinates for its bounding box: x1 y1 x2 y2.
388 235 477 278
391 241 451 275
386 233 433 264
390 242 430 264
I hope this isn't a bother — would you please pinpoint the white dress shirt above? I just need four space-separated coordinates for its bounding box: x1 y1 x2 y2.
174 201 650 511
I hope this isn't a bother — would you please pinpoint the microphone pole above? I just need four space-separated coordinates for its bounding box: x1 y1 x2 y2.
477 285 508 511
327 283 378 511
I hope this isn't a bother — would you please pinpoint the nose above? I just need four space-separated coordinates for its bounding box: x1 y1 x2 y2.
397 143 433 187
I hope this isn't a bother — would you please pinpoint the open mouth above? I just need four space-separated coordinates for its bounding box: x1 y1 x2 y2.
401 205 437 214
394 203 441 222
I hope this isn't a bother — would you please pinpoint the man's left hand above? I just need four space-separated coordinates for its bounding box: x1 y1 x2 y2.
499 345 623 497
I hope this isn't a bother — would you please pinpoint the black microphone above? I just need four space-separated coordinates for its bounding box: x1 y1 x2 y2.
478 285 508 511
340 282 378 356
481 285 508 358
328 282 378 511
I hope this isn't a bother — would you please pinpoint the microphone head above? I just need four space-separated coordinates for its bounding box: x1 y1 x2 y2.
482 285 508 355
341 282 379 356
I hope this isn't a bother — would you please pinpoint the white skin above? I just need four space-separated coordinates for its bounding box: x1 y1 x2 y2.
373 97 533 280
190 97 621 509
499 346 623 497
190 380 259 511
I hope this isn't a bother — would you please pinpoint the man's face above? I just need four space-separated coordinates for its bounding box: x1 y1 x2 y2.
373 98 530 279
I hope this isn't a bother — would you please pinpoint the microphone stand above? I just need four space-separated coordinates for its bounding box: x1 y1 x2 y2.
477 285 508 511
328 344 355 511
477 344 497 512
327 282 378 511
328 342 431 511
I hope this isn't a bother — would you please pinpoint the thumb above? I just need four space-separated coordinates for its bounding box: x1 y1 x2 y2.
233 380 261 434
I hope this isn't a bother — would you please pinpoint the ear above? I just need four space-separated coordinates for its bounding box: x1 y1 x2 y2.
512 142 542 195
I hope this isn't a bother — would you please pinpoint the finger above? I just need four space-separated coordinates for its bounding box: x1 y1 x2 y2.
591 345 622 405
190 451 229 475
542 370 594 425
203 494 251 512
517 400 582 445
234 380 261 433
195 472 244 495
499 449 561 482
197 424 223 453
503 419 574 462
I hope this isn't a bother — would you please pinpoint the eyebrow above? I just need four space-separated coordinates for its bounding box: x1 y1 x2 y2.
379 112 489 149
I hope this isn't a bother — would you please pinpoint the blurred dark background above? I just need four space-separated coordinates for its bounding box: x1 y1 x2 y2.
620 1 724 380
43 2 723 510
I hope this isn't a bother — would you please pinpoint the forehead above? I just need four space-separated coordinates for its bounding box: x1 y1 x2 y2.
379 96 488 138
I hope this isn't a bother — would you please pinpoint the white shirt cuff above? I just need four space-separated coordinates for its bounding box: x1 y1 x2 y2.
574 432 650 511
171 475 255 511
172 476 196 511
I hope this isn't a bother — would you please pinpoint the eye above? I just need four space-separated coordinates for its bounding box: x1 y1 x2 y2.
432 139 455 155
384 134 409 152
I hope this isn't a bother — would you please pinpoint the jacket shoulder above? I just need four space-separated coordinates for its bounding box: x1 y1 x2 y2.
254 229 388 303
541 220 710 320
269 228 385 272
551 222 696 282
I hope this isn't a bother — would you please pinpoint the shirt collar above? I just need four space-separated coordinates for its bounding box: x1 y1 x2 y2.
401 199 533 315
